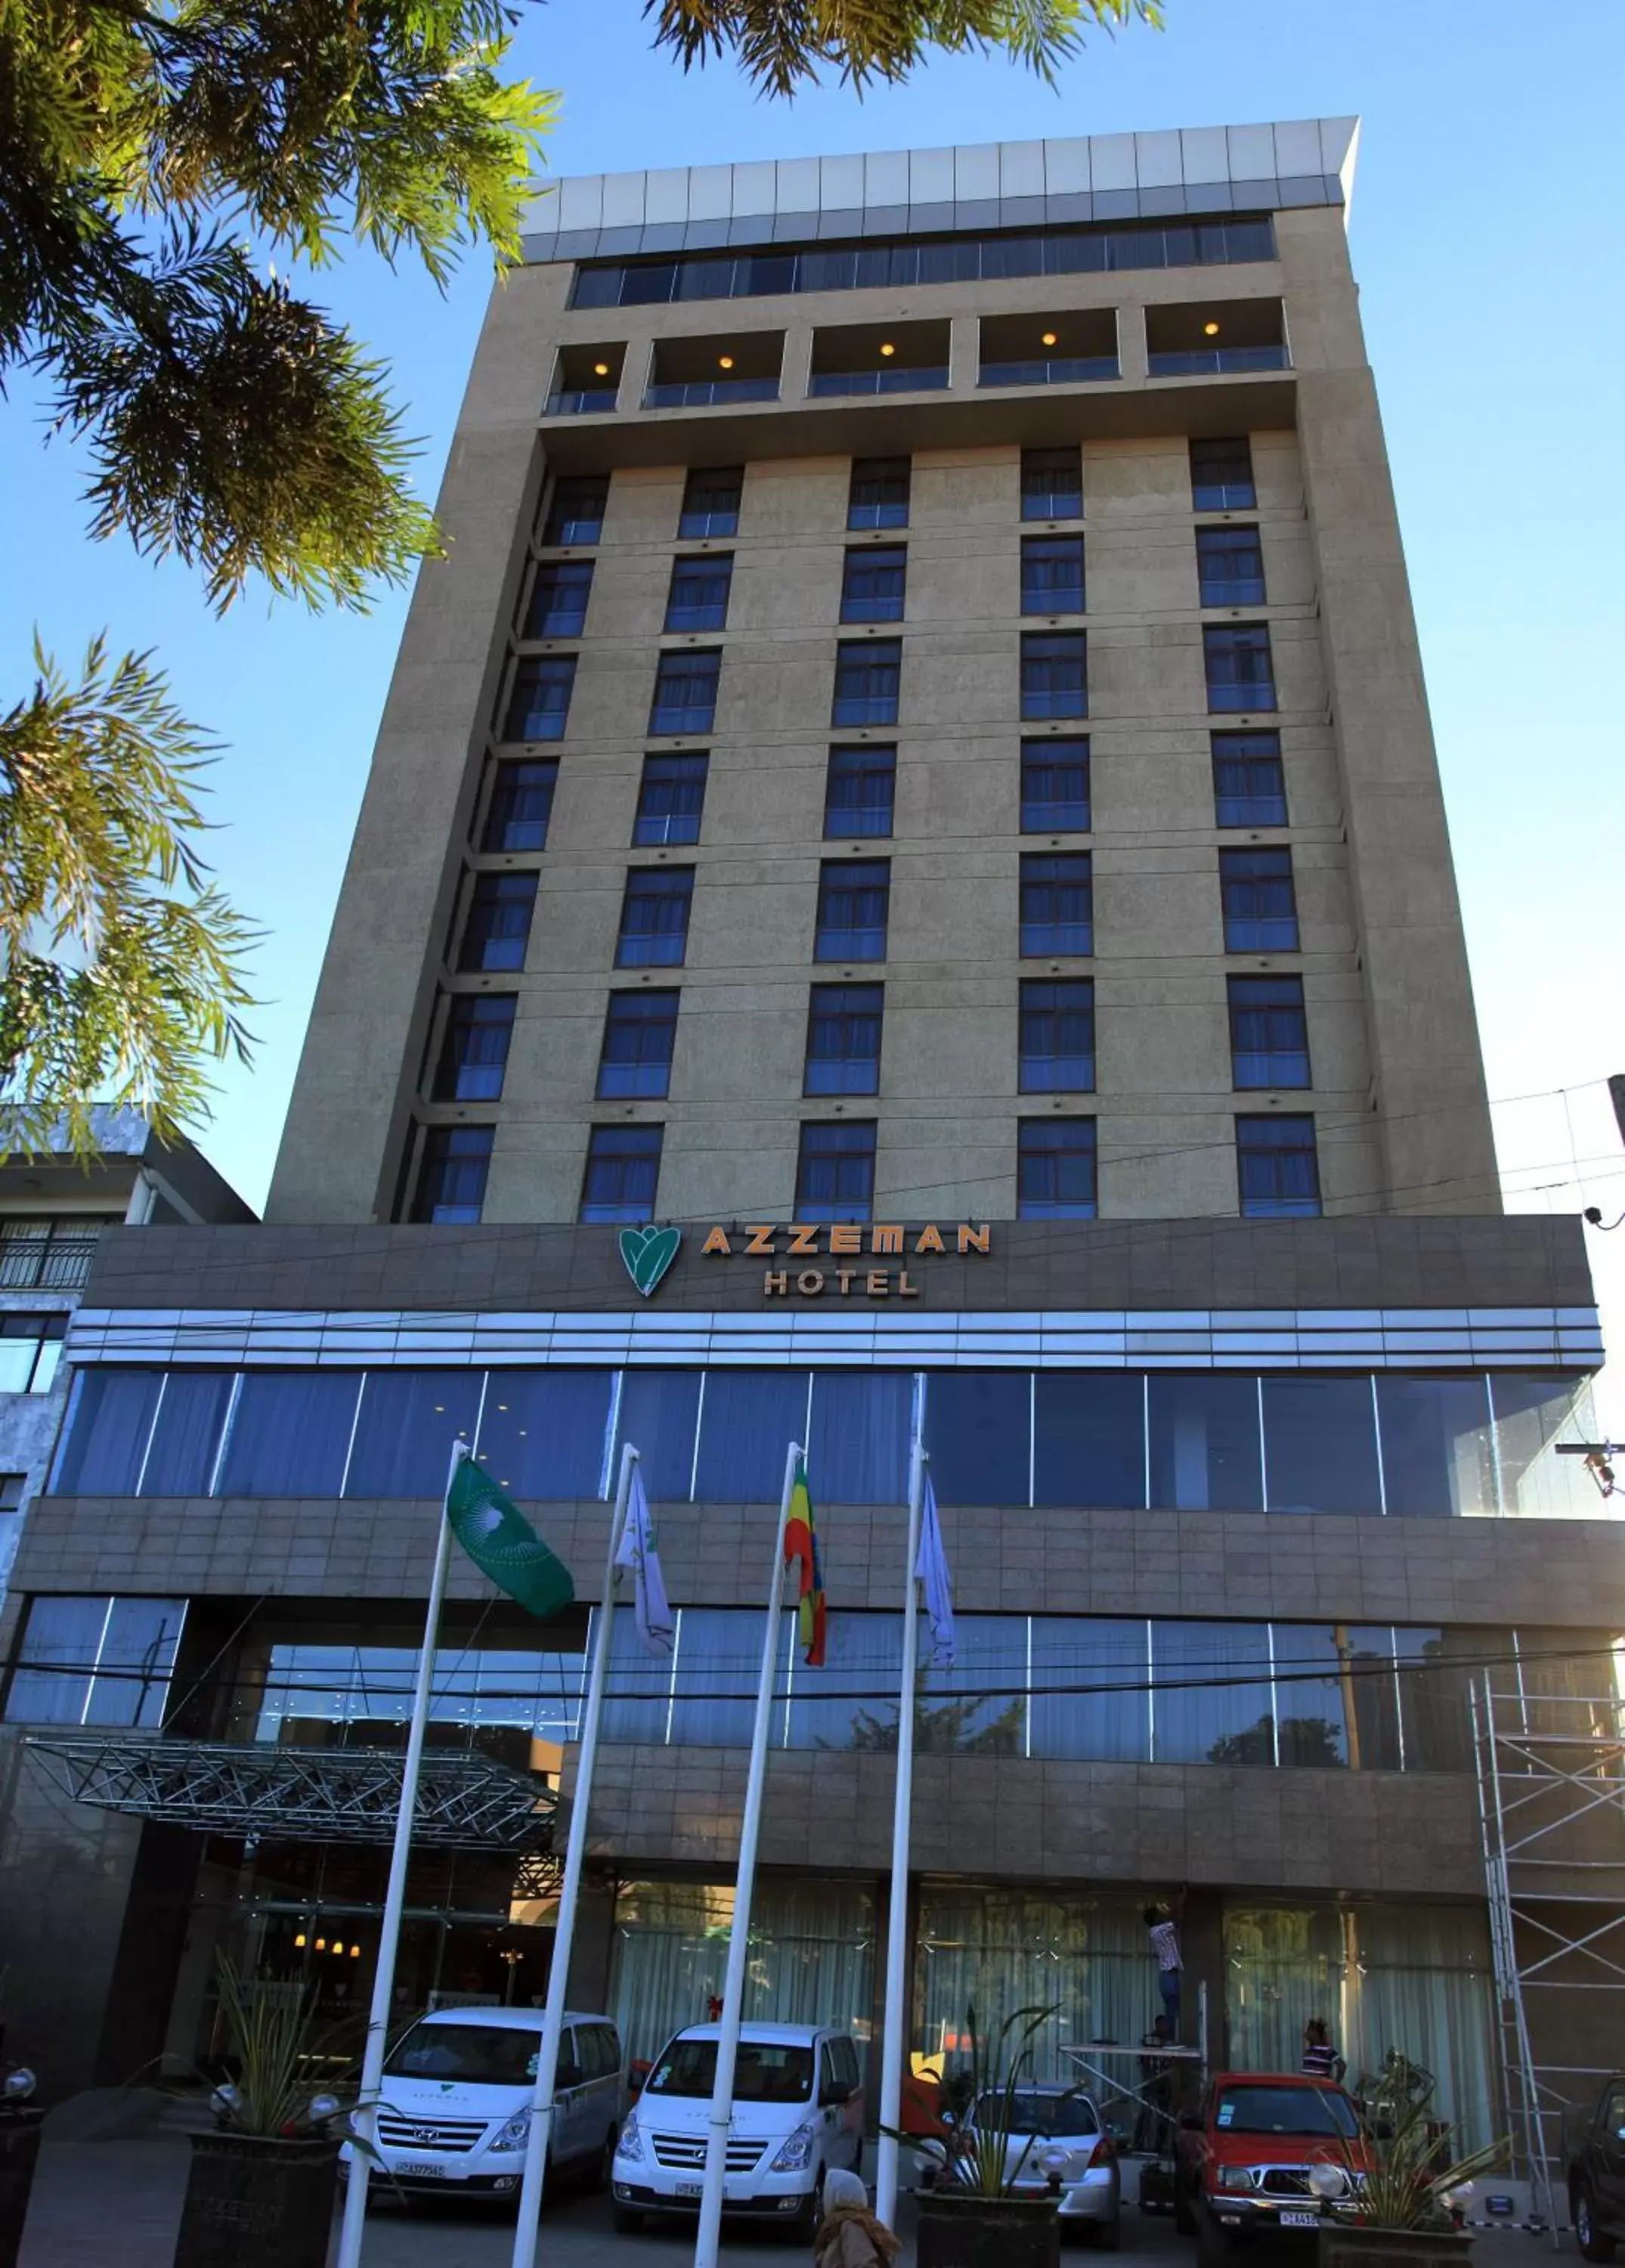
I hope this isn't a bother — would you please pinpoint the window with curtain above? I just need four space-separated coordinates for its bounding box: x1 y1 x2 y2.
475 1371 613 1498
809 1372 911 1504
1033 1372 1144 1509
918 1613 1026 1755
616 1370 702 1500
1212 731 1286 827
142 1371 236 1494
1153 1622 1274 1764
599 1603 675 1744
1376 1377 1495 1517
218 1373 361 1496
693 1372 810 1501
926 1371 1029 1506
1269 1625 1350 1768
916 1888 1147 2085
1029 1617 1151 1764
664 1606 792 1749
1223 1904 1342 2076
346 1370 482 1498
1262 1378 1381 1514
52 1369 162 1494
1345 1905 1497 2152
5 1594 184 1728
1149 1374 1261 1511
785 1611 902 1752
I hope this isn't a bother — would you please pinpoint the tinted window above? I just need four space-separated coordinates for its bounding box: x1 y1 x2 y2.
1213 2085 1357 2137
1033 1373 1143 1507
927 1371 1029 1505
648 2038 813 2102
386 2022 540 2085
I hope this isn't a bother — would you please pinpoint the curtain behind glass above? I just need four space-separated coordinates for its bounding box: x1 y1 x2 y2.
916 1887 1149 2083
927 1372 1029 1505
694 1372 810 1500
1150 1375 1261 1510
53 1370 161 1493
142 1371 235 1494
1033 1374 1144 1509
1270 1625 1349 1768
348 1369 481 1496
1262 1379 1381 1514
786 1612 902 1751
810 1371 911 1504
617 1371 701 1499
1376 1377 1494 1517
1153 1622 1274 1764
600 1604 673 1744
918 1613 1026 1755
87 1598 186 1727
476 1371 611 1498
1029 1618 1151 1761
219 1372 361 1495
5 1597 113 1724
1223 1904 1342 2074
1345 1904 1497 2152
665 1606 791 1749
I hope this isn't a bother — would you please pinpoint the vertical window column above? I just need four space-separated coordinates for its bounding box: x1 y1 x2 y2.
1237 1116 1321 1218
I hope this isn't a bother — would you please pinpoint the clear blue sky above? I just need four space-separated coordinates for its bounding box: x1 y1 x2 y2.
4 1 1623 1420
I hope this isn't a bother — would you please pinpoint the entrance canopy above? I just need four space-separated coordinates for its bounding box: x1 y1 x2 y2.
24 1735 557 1851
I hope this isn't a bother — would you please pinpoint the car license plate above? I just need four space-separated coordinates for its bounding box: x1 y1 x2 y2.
397 2161 447 2180
1280 2211 1318 2227
676 2182 704 2199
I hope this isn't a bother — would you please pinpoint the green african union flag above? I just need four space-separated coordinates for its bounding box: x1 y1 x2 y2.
445 1454 575 1620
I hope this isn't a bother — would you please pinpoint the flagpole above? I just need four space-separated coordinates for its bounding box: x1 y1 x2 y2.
693 1438 801 2268
875 1439 926 2230
509 1440 640 2268
336 1437 467 2268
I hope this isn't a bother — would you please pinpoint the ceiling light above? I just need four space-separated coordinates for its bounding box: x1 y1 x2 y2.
1042 331 1058 348
879 342 896 357
593 361 610 376
1203 321 1221 336
718 355 735 370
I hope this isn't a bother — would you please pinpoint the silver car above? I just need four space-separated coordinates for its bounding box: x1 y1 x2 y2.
973 2085 1122 2248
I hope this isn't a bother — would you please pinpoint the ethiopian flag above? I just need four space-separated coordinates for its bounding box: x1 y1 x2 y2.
446 1451 575 1621
782 1454 826 1666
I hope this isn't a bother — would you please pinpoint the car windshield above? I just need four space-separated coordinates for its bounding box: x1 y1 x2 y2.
1215 2086 1357 2139
646 2040 814 2103
385 2022 539 2086
981 2093 1100 2138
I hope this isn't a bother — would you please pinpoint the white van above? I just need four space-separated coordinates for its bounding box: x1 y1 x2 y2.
611 2021 864 2237
339 2006 624 2205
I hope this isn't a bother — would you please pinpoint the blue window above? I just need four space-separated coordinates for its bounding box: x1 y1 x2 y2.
503 654 575 742
816 859 889 962
221 1373 362 1495
435 993 515 1101
664 554 732 633
51 1370 161 1493
1228 974 1310 1089
840 546 907 624
580 1124 663 1222
825 745 895 838
1020 852 1091 956
617 866 693 968
1033 1373 1145 1509
525 559 593 638
633 752 708 846
795 1121 876 1223
1220 847 1298 951
345 1370 484 1497
1203 622 1276 712
481 758 556 852
1018 1118 1097 1218
848 457 909 530
1196 524 1266 606
649 649 720 735
0 1312 65 1395
541 474 608 545
1020 978 1094 1092
1190 436 1255 512
1237 1114 1320 1218
1021 447 1083 520
694 1371 814 1500
598 989 679 1099
458 872 536 971
1021 739 1090 832
1021 536 1085 614
679 466 741 539
832 639 900 727
412 1126 494 1223
5 1595 184 1729
475 1372 613 1500
805 983 883 1095
925 1371 1029 1504
1021 632 1087 720
141 1371 235 1494
809 1372 912 1503
1212 732 1286 827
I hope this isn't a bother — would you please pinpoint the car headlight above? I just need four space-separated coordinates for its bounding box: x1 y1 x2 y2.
489 2111 532 2153
616 2110 644 2163
1218 2167 1256 2191
770 2119 820 2172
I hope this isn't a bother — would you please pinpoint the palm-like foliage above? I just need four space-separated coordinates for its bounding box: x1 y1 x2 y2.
1337 2064 1503 2232
908 2002 1084 2198
211 1960 321 2137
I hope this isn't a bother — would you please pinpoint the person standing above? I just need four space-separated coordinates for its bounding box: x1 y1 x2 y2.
1144 1904 1183 2036
1302 2016 1345 2082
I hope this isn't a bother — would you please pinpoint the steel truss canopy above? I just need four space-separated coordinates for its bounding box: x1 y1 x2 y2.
23 1736 558 1853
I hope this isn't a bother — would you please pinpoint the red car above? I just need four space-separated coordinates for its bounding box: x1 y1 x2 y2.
1175 2071 1372 2262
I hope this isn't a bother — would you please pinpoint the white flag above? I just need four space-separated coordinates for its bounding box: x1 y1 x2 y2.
614 1461 674 1656
915 1470 956 1668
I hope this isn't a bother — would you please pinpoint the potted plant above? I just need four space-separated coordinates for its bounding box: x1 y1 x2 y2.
1316 2062 1502 2268
902 2004 1070 2268
172 1960 344 2268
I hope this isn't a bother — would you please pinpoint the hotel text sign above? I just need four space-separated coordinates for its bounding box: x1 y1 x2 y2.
698 1222 992 1300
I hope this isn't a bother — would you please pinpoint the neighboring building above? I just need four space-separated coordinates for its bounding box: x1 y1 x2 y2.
0 117 1615 2210
0 1110 252 1588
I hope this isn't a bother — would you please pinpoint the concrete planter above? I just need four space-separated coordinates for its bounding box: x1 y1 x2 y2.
1318 2224 1475 2268
172 2132 339 2268
0 2113 44 2268
916 2189 1061 2268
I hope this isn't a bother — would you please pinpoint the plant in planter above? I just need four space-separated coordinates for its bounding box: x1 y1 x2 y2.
1317 2062 1503 2268
172 1960 346 2268
894 2004 1080 2268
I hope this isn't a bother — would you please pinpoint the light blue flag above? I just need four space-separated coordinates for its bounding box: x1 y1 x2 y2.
614 1461 674 1656
915 1470 957 1669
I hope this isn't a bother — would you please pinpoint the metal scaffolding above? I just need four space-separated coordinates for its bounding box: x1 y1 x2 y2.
23 1734 558 1853
1472 1667 1625 2235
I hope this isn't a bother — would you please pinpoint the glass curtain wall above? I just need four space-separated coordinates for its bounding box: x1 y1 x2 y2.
915 1887 1149 2084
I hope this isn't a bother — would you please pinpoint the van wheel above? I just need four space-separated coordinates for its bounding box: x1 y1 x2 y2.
789 2170 825 2244
1576 2184 1616 2261
611 2203 646 2234
588 2129 616 2194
